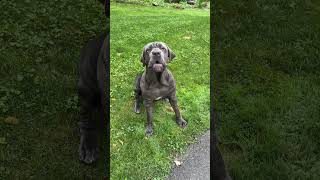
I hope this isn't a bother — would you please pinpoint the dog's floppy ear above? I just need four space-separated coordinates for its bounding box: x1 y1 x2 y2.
167 46 176 62
140 48 146 66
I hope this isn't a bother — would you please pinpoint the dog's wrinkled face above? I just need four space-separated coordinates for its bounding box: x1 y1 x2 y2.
140 42 176 72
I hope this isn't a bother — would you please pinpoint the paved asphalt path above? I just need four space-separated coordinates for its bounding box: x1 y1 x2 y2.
167 131 210 180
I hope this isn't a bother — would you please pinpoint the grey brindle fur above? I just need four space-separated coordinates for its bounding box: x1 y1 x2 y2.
134 42 187 137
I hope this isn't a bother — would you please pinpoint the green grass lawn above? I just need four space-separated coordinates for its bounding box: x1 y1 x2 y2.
110 3 209 179
214 0 320 179
0 0 106 178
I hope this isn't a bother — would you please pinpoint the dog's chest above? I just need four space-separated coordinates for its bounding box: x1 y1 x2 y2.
140 69 175 100
143 84 173 99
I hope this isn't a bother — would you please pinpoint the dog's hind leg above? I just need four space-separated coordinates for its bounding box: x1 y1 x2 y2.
134 74 142 114
77 34 104 164
78 87 99 164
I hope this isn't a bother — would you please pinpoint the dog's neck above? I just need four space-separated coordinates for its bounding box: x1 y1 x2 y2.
145 68 168 86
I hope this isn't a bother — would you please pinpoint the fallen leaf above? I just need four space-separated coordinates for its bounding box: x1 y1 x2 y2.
182 36 192 40
4 116 19 125
165 106 174 112
174 159 182 166
0 137 7 144
119 140 124 145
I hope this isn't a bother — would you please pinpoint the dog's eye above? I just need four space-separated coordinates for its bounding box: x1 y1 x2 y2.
161 47 166 51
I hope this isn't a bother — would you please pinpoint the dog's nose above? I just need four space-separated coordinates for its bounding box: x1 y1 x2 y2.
152 51 160 56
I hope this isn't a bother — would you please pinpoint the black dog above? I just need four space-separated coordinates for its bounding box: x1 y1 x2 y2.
134 42 187 137
77 33 109 164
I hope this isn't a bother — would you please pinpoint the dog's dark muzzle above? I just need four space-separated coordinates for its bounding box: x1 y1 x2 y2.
149 57 166 72
152 63 164 72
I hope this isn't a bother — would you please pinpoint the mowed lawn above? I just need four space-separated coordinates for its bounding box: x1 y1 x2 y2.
214 0 320 179
110 4 210 179
0 0 106 178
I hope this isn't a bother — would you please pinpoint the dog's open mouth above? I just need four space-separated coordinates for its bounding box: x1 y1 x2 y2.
152 63 164 72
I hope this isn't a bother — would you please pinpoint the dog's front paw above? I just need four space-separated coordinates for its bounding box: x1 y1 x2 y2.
145 126 153 137
176 118 187 128
79 146 99 164
79 130 99 164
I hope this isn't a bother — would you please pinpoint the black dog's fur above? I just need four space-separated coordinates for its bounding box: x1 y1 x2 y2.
78 33 109 164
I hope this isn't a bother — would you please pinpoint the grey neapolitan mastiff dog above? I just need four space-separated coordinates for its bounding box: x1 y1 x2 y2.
134 42 187 137
77 33 109 164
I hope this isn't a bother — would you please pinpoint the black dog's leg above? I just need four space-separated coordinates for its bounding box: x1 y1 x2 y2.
168 93 187 127
144 99 154 137
212 132 232 180
134 75 142 113
78 88 99 164
77 33 106 164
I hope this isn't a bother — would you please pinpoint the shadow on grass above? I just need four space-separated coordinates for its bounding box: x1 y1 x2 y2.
214 0 320 179
0 0 107 178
